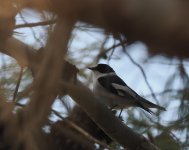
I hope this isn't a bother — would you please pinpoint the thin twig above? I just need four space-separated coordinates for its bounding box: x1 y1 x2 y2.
59 97 72 114
122 45 159 104
144 88 184 98
107 39 116 63
17 84 33 100
13 67 24 102
147 61 189 67
94 36 109 63
170 132 182 147
97 40 127 60
19 12 44 47
15 20 56 29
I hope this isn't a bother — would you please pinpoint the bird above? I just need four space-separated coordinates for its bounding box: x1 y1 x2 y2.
88 64 166 115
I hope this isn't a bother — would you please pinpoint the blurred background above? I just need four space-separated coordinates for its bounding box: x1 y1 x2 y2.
0 2 189 150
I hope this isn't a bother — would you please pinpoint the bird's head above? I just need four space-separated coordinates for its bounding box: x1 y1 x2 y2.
88 64 115 77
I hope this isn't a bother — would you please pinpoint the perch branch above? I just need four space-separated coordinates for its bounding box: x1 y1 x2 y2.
64 81 159 150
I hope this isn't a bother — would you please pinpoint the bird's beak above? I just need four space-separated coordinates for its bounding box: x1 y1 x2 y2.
87 67 95 70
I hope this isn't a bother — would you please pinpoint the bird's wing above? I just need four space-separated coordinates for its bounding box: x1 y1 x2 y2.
112 83 166 111
98 75 165 114
98 75 136 99
111 83 139 99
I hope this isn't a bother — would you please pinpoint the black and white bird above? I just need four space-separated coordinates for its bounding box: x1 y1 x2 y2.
88 64 166 114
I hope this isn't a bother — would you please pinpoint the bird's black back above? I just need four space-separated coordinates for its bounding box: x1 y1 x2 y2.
98 75 132 97
98 74 156 114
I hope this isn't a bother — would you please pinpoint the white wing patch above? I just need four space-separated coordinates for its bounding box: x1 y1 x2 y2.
112 83 137 98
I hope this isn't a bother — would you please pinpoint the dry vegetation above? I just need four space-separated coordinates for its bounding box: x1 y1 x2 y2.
0 0 189 149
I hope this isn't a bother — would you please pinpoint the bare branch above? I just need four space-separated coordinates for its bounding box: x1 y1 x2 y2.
11 18 76 149
12 67 24 102
64 81 159 150
1 37 37 67
24 18 75 126
52 109 113 150
15 20 56 29
123 49 159 104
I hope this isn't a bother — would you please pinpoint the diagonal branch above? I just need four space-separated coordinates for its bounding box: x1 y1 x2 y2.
124 50 159 104
15 20 56 29
52 109 113 150
23 18 75 126
0 37 35 67
12 67 24 102
16 18 76 149
64 81 159 150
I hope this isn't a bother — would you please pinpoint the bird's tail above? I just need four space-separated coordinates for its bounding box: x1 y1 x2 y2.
139 97 166 111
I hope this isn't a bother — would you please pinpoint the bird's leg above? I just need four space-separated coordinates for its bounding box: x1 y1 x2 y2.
118 109 123 118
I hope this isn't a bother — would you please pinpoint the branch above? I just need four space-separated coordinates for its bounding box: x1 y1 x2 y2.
12 67 24 102
123 49 159 105
13 18 76 149
15 20 56 29
64 81 159 150
0 37 37 67
52 109 113 150
24 18 75 125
